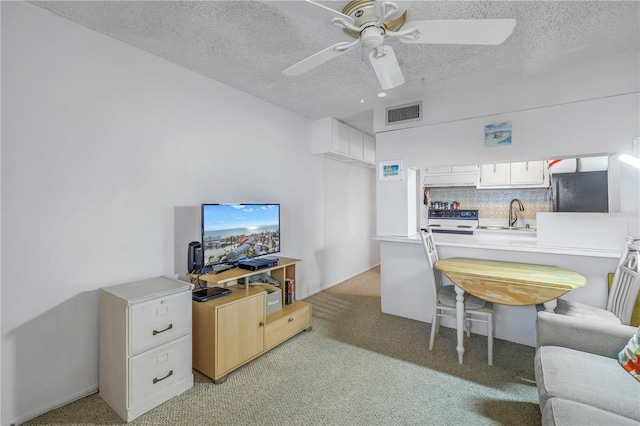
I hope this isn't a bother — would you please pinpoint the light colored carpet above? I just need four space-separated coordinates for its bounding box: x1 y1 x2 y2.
24 266 541 425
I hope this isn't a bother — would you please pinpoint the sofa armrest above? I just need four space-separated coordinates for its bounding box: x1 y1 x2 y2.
536 311 637 358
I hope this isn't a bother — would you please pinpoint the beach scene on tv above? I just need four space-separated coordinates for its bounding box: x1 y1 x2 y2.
202 204 280 266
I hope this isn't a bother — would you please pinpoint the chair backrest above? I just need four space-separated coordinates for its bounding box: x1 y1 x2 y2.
419 227 442 292
606 237 640 325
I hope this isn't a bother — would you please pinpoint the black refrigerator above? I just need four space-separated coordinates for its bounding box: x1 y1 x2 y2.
551 170 609 212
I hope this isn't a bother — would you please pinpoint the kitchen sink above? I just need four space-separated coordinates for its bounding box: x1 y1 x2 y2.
476 225 536 232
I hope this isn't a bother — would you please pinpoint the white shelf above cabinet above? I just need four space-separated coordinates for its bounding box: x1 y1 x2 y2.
312 117 375 168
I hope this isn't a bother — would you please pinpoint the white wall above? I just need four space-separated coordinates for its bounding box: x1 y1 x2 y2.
377 93 639 167
376 167 417 236
0 3 378 424
375 52 640 135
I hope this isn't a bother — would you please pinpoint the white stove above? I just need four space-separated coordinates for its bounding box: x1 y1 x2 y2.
425 209 479 235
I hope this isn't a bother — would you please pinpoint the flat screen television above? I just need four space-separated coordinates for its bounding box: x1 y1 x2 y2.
201 203 280 268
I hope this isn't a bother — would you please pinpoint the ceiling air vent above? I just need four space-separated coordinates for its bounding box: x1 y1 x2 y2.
386 102 422 125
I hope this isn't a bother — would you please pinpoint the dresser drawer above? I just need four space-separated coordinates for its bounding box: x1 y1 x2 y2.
265 304 311 350
129 290 191 356
128 335 191 406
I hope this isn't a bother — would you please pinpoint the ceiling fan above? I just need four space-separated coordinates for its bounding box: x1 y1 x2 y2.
271 0 516 90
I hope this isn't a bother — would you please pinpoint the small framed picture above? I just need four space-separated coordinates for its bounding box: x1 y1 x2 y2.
485 122 512 147
379 160 403 181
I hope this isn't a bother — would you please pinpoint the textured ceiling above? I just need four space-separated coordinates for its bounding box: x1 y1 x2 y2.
30 1 640 133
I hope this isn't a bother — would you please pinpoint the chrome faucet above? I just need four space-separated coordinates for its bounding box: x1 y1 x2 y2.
508 199 525 227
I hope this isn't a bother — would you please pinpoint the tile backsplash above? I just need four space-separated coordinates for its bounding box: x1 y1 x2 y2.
425 188 552 220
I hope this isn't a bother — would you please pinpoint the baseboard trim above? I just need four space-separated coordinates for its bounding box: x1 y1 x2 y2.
301 263 380 299
10 383 98 426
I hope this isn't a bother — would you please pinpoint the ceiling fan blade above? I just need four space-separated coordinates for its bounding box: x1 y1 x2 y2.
400 19 517 45
266 1 354 25
368 45 405 90
283 42 354 76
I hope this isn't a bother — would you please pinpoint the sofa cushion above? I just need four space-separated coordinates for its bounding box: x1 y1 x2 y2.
617 326 640 381
535 346 640 421
554 298 621 324
542 398 639 426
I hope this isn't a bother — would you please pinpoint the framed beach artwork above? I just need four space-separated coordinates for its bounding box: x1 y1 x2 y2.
379 160 403 181
485 122 512 147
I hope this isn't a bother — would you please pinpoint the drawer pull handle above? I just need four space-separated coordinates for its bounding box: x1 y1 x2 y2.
259 321 264 327
153 323 173 335
153 370 173 384
288 317 293 322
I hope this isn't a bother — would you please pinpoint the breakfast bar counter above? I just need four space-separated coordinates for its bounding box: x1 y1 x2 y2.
374 232 621 258
373 231 621 347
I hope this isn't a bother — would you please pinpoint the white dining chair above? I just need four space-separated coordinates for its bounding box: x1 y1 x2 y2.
419 227 494 365
554 236 640 325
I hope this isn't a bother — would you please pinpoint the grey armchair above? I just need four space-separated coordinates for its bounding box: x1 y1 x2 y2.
534 311 639 425
554 237 640 325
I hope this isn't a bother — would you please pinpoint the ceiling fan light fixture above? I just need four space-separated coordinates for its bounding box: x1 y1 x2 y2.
360 26 384 50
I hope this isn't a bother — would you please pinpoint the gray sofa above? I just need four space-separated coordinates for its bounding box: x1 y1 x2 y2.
534 311 640 426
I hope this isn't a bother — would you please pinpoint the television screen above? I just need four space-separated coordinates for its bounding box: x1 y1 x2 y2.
201 203 280 267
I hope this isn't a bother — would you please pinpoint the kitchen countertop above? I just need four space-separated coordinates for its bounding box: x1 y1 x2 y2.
373 232 622 258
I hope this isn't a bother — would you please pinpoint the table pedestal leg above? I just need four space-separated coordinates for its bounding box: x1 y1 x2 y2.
455 285 465 364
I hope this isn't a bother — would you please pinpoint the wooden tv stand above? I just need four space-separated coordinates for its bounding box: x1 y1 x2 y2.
191 257 311 383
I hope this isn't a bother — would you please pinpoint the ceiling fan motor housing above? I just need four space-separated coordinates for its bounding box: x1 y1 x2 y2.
341 0 407 38
360 26 384 50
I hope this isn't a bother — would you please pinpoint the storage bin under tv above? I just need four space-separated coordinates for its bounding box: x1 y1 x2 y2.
191 257 312 384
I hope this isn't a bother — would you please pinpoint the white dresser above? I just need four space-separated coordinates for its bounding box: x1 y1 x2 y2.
99 276 194 422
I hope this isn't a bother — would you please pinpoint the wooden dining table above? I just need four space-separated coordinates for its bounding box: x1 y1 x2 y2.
434 257 587 364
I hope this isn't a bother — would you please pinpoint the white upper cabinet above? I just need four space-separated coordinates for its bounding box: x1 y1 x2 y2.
511 161 546 185
363 133 375 162
331 119 350 155
478 160 548 188
312 117 375 167
423 165 479 187
478 163 511 186
348 126 364 159
425 165 478 175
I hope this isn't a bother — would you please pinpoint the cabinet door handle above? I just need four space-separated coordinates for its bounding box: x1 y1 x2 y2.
153 370 173 384
288 317 294 322
259 321 264 327
152 323 173 335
